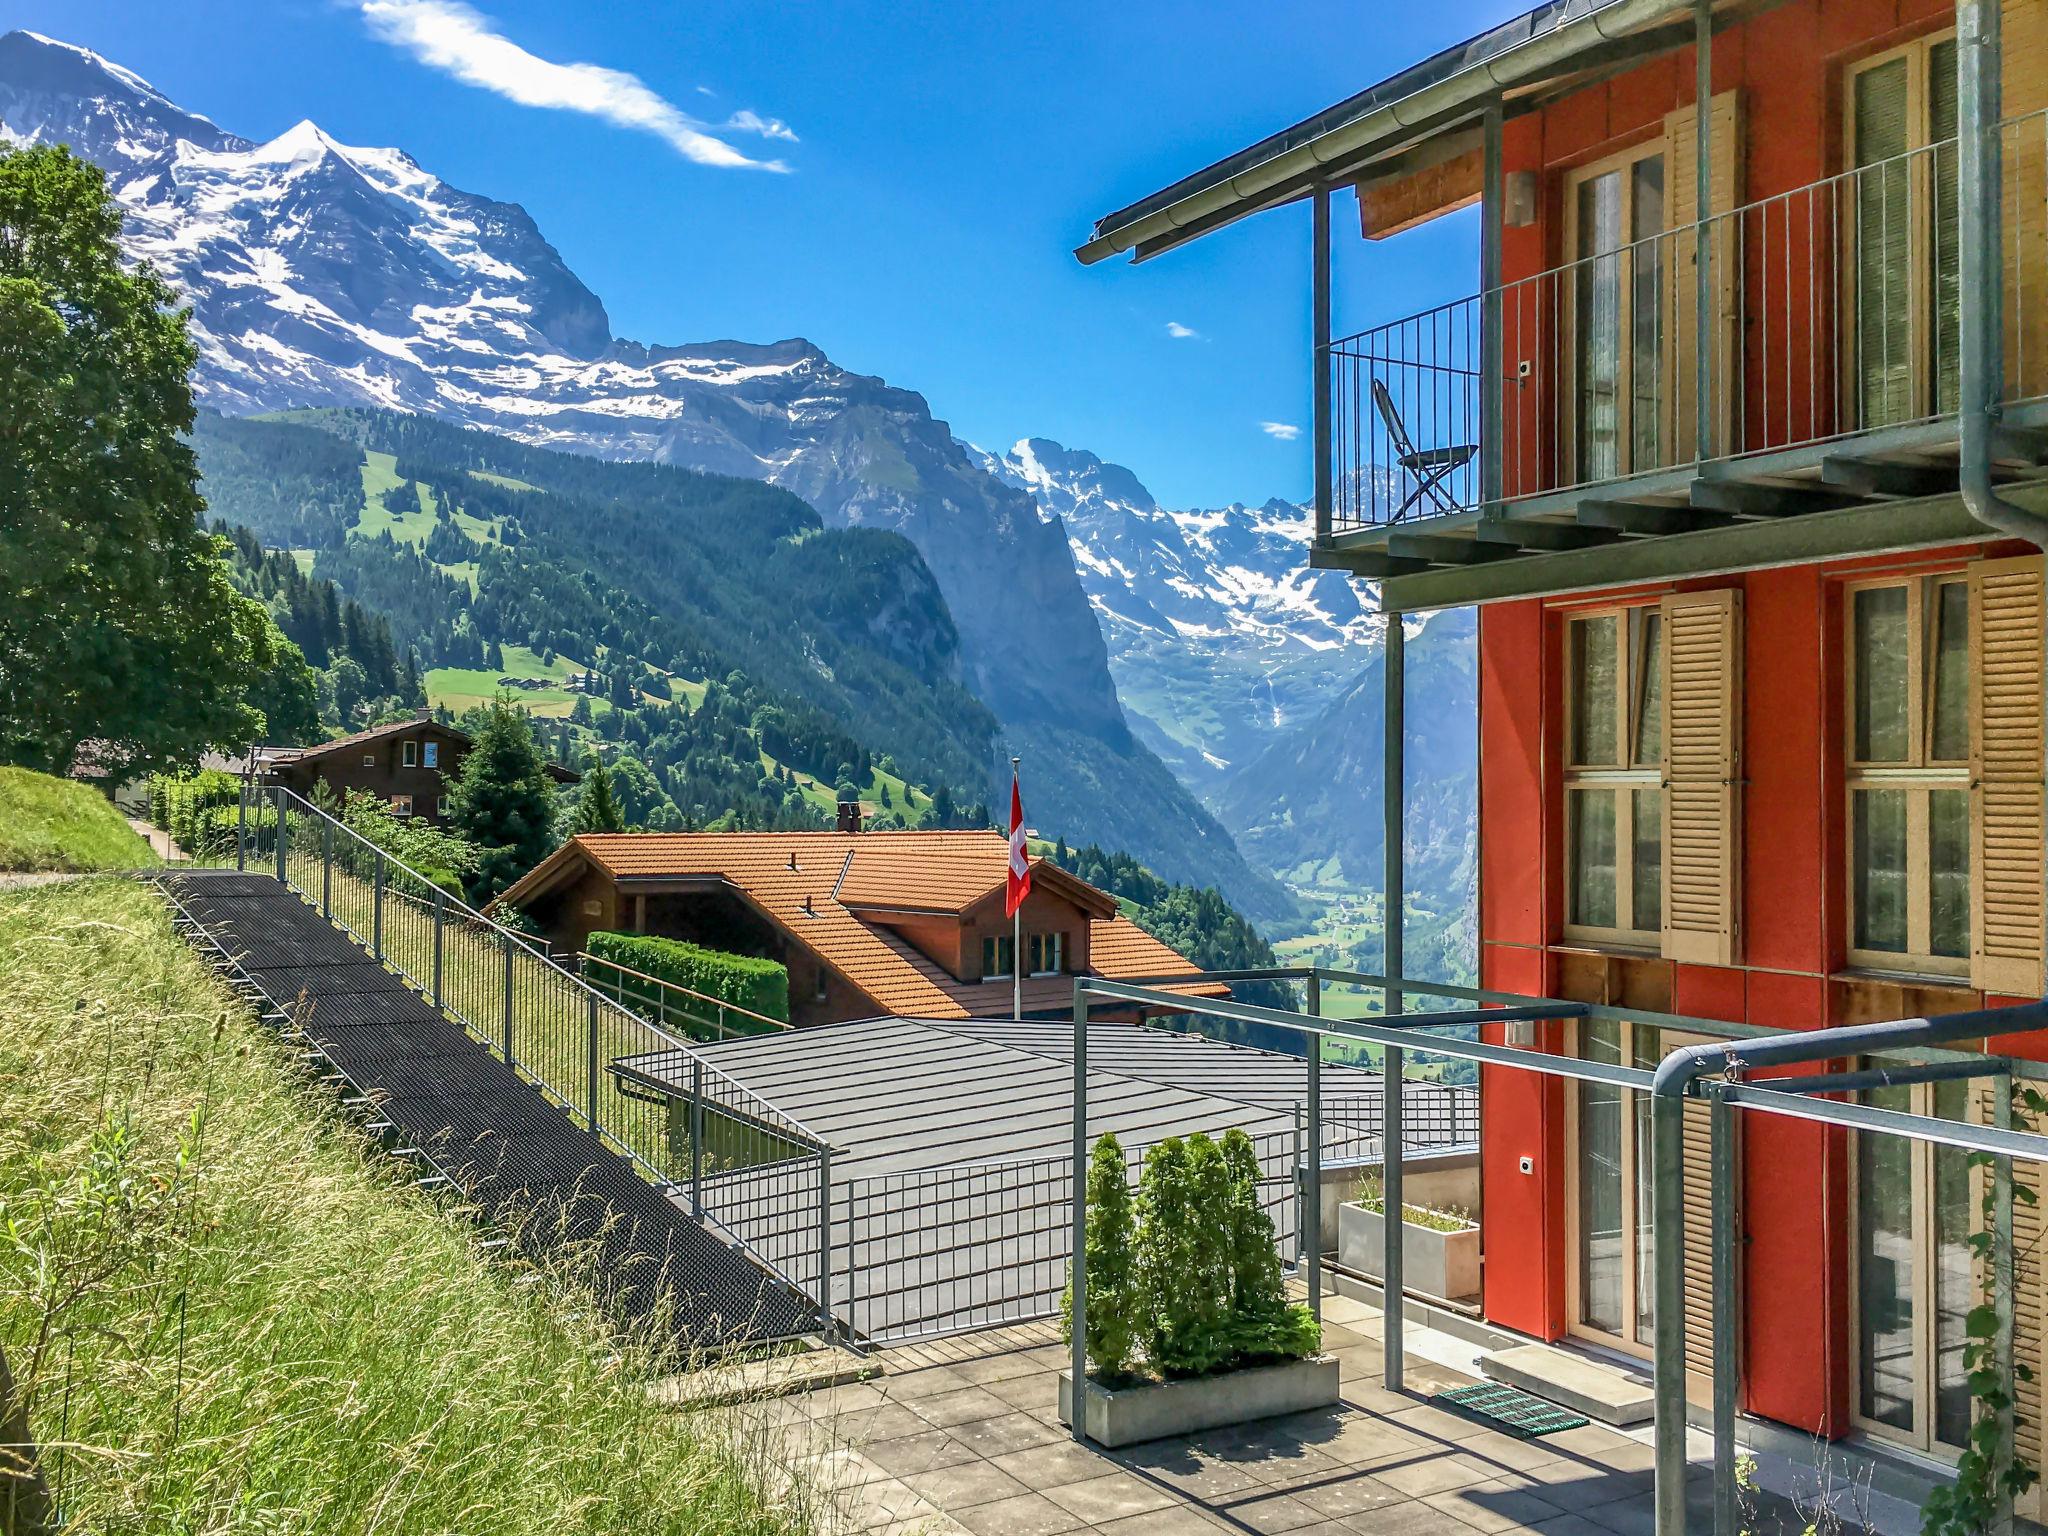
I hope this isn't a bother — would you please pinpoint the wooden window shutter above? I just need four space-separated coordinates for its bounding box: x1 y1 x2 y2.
1661 587 1743 966
1969 554 2046 996
1663 91 1744 461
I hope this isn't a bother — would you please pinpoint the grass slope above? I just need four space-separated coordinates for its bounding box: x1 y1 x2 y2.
0 878 818 1534
0 767 157 872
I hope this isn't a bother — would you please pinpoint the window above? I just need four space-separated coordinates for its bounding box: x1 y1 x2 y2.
1855 1077 1972 1455
813 968 829 1004
402 740 418 767
1566 146 1667 481
422 740 439 769
1845 575 1969 976
1564 607 1664 945
362 754 375 767
981 935 1015 980
390 795 413 817
1846 33 1960 430
435 796 450 818
1029 932 1065 976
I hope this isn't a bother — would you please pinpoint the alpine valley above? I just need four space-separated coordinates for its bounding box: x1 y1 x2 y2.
0 28 1475 963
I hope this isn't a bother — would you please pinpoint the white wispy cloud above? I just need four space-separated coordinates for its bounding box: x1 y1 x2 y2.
1260 421 1302 441
359 0 794 171
1165 321 1199 339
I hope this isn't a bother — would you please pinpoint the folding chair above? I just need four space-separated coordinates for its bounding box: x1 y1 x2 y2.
1372 377 1479 519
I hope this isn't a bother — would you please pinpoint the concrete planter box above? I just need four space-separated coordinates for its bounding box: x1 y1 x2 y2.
1338 1201 1480 1302
1058 1356 1339 1448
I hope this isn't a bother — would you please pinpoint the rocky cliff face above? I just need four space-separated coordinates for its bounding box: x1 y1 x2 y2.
2 28 1285 917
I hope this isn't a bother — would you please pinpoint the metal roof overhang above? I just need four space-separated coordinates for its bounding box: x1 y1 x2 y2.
1076 0 1715 266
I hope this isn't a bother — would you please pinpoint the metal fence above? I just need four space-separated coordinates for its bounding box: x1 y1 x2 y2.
1327 111 2048 533
579 951 791 1041
246 785 837 1315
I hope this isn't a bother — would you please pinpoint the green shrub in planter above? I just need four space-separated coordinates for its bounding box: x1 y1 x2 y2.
1137 1136 1234 1376
1063 1133 1141 1378
1221 1128 1321 1360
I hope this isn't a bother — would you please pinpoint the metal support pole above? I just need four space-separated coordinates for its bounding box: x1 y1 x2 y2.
236 776 248 871
372 850 385 959
1312 185 1333 539
1994 1077 2017 1536
1960 0 2004 443
273 787 287 883
1710 1089 1739 1536
586 992 602 1137
1293 1099 1306 1272
1382 613 1406 1388
1480 97 1504 511
1694 0 1715 463
1307 1023 1323 1324
500 932 515 1067
1652 1092 1690 1536
322 821 333 918
431 889 445 1008
690 1057 705 1218
818 1145 834 1337
1070 983 1091 1443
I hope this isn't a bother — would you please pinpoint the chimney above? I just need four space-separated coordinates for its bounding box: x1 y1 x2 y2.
836 799 863 834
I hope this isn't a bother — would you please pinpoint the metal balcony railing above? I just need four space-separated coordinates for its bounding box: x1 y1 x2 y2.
1325 109 2048 534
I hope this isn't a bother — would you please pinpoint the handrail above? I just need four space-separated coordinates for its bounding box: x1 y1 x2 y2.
577 951 792 1034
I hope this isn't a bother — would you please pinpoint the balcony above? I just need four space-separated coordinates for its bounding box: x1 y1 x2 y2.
1321 111 2048 588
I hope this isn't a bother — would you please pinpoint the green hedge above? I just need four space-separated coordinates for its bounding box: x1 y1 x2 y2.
148 771 245 861
585 931 789 1025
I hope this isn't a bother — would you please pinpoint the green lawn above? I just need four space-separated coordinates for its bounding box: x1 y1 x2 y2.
0 876 824 1534
427 645 603 718
0 767 157 872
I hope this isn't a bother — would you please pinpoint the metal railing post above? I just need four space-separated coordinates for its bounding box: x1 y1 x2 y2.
321 820 333 918
817 1145 834 1336
371 850 385 959
273 787 288 883
1652 1090 1690 1536
1293 1100 1305 1273
690 1058 705 1217
586 992 601 1137
1312 185 1333 540
1710 1087 1739 1536
431 889 445 1008
1306 1024 1323 1325
1070 982 1091 1444
1994 1075 2017 1536
500 932 515 1067
236 777 248 871
1382 612 1406 1388
1480 96 1504 511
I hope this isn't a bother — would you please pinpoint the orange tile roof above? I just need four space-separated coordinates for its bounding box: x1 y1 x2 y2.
501 830 1227 1019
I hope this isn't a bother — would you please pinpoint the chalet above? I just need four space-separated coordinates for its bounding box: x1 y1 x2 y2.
257 713 579 825
1083 0 2048 1507
493 829 1229 1027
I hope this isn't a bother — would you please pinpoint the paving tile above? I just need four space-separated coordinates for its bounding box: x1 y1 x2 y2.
992 1438 1125 1491
1421 1476 1570 1534
884 1365 976 1400
871 1518 973 1536
1286 1467 1407 1521
1045 1470 1184 1524
844 1477 944 1531
1306 1413 1435 1466
1338 1501 1485 1536
1200 1488 1334 1534
840 1402 938 1444
950 1349 1051 1385
947 1408 1069 1457
1519 1514 1633 1536
912 1385 1019 1429
864 1428 985 1478
1360 1451 1496 1499
902 1459 1034 1512
807 1382 894 1418
988 1371 1062 1411
1110 1446 1263 1502
948 1490 1087 1536
1092 1508 1232 1534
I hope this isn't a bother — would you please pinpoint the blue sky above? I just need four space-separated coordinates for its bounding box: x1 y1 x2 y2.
13 0 1505 508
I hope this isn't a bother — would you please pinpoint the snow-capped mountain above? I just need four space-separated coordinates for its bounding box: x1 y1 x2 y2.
1 27 1293 919
974 436 1384 787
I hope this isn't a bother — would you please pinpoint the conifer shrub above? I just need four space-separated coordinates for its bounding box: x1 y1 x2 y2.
1063 1133 1141 1378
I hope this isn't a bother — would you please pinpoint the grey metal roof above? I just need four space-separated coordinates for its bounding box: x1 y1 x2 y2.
1077 0 1699 264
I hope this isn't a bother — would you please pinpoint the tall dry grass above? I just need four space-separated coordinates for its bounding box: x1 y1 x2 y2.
0 877 838 1535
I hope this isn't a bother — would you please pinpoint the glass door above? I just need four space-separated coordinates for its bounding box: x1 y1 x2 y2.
1569 151 1668 483
1854 1077 1972 1453
1572 1020 1661 1352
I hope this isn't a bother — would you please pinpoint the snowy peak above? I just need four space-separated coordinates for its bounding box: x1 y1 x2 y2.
0 28 246 163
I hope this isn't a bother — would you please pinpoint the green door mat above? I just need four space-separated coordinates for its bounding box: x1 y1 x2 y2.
1431 1382 1589 1439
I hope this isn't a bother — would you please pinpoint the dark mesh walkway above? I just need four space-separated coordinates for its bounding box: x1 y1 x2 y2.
156 869 816 1349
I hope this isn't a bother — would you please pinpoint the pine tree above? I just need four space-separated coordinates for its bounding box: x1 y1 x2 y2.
447 698 559 900
1064 1133 1141 1379
573 751 626 833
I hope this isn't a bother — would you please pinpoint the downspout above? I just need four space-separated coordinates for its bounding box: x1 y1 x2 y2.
1960 0 2048 545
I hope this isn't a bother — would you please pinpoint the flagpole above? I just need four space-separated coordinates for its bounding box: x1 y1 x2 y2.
1011 755 1022 1021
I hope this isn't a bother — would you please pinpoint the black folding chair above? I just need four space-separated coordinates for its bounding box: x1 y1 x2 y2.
1372 377 1478 519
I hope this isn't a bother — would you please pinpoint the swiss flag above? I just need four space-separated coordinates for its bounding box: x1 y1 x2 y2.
1006 767 1031 918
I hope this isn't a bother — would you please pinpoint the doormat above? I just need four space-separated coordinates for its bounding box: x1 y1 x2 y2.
1431 1382 1589 1439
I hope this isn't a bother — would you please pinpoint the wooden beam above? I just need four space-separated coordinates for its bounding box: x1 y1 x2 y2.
1384 531 1519 564
1689 478 1863 517
1307 545 1436 579
1359 147 1482 240
1821 455 1960 499
1473 519 1624 552
1579 499 1737 536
